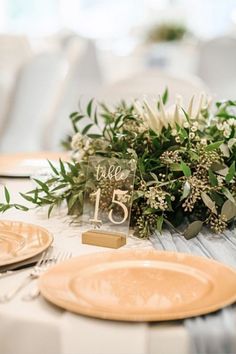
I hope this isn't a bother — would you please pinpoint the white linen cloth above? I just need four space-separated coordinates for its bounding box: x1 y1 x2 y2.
0 179 189 354
1 178 236 354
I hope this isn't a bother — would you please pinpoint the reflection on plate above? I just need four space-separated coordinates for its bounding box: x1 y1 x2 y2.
0 230 25 255
0 220 53 267
39 249 236 322
0 151 69 177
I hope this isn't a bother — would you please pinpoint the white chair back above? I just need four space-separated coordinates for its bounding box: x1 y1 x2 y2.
0 35 32 137
198 36 236 99
0 51 68 152
0 79 13 137
97 69 209 105
43 38 103 150
0 35 31 73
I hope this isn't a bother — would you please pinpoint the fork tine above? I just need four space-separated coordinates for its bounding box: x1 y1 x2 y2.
54 251 63 264
48 251 72 268
36 251 46 267
35 248 52 273
62 251 72 262
37 247 52 267
0 247 53 303
60 251 71 262
67 252 72 260
21 251 72 301
55 251 69 264
0 251 47 303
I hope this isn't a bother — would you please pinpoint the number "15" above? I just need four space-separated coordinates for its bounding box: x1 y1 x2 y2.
89 188 129 225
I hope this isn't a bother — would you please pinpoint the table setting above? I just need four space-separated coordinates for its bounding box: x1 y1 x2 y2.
0 151 69 178
0 91 236 354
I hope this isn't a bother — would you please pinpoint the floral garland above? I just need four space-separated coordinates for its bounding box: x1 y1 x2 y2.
1 90 236 239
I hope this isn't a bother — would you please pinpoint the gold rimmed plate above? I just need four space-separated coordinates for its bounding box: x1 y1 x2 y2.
0 220 53 267
0 151 69 177
39 249 236 322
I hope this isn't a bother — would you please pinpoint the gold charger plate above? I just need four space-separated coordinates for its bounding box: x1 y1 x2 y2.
0 151 69 177
0 220 53 267
39 249 236 322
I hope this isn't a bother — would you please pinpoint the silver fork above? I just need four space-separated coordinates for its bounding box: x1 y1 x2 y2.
22 251 72 301
0 248 53 303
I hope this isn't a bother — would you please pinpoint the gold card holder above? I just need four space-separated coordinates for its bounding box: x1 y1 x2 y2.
82 230 126 249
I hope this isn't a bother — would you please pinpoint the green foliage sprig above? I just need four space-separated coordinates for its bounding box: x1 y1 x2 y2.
1 92 236 239
147 22 187 43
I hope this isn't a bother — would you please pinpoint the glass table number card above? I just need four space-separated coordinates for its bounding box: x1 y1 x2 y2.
82 156 136 248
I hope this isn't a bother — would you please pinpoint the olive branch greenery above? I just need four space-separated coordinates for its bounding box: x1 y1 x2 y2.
147 22 187 43
1 91 236 239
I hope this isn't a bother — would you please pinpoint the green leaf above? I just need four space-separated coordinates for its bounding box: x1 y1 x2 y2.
71 114 84 124
180 161 191 177
4 186 10 204
205 141 224 152
228 138 236 150
165 195 173 211
211 162 227 172
51 184 67 192
48 204 54 218
78 191 83 205
20 193 35 203
222 187 236 205
208 169 218 187
33 189 39 203
188 150 199 161
211 191 224 206
14 204 29 211
47 160 59 176
215 166 229 177
156 215 164 232
0 204 12 212
68 194 79 211
144 208 156 215
66 162 78 176
94 108 98 125
225 161 235 183
45 177 58 184
87 134 102 139
33 179 49 193
114 114 124 129
220 143 230 157
180 181 191 201
150 172 159 181
221 200 236 221
181 108 190 122
132 190 145 201
170 163 182 171
87 98 94 117
38 197 53 205
59 159 66 175
201 192 217 214
81 123 94 135
184 221 203 239
162 88 168 105
69 112 79 119
101 113 113 123
179 127 188 140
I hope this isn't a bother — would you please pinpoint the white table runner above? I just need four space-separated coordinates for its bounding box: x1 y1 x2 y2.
151 228 236 354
